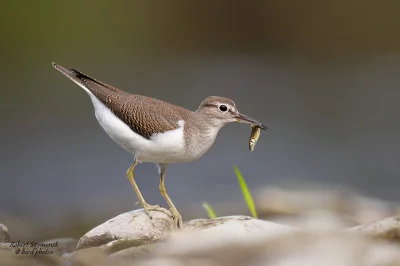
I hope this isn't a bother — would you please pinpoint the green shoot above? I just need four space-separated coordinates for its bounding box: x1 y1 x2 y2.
233 165 258 218
202 202 216 219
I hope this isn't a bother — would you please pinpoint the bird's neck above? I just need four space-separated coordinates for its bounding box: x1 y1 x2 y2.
193 111 226 136
182 114 224 159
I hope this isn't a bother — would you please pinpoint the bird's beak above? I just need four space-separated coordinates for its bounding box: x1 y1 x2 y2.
236 113 267 130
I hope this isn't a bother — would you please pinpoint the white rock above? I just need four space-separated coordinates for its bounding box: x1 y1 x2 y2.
139 230 400 266
154 216 296 256
76 208 175 250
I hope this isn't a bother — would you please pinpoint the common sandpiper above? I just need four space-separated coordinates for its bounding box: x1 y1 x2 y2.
52 63 267 228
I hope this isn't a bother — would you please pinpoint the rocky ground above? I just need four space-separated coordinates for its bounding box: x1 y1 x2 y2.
1 187 400 266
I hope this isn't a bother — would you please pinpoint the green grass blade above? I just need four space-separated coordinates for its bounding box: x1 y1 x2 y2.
233 165 258 218
202 202 217 219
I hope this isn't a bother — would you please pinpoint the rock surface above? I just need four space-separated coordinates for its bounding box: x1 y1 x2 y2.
66 214 296 266
76 208 175 250
348 215 400 240
5 202 400 265
64 213 400 266
162 215 295 255
137 230 400 266
256 186 400 224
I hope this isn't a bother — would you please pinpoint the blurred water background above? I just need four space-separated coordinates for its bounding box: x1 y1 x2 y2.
1 1 400 240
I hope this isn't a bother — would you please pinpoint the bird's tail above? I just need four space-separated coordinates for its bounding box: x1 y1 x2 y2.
52 62 127 97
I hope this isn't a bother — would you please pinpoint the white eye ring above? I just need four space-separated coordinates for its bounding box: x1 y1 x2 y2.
219 104 228 112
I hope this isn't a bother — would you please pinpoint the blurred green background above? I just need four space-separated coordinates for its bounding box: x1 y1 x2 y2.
1 0 400 240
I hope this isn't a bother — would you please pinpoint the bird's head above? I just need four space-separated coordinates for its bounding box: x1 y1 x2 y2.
196 96 267 130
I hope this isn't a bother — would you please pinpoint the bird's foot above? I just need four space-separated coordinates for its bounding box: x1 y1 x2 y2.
168 208 184 229
142 202 173 220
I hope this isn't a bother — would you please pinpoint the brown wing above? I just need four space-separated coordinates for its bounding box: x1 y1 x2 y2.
103 94 184 139
53 63 186 139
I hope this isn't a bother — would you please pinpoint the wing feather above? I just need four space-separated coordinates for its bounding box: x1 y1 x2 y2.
53 63 187 139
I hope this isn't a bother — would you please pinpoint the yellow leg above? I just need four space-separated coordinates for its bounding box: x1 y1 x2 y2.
158 164 183 228
126 159 172 219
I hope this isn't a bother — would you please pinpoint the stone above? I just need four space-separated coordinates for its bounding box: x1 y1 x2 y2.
64 246 109 266
348 215 400 240
76 208 175 250
109 243 154 260
138 229 400 266
64 241 154 266
255 186 399 224
65 214 400 266
154 216 295 256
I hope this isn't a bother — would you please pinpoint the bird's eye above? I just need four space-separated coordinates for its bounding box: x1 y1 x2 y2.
219 105 228 112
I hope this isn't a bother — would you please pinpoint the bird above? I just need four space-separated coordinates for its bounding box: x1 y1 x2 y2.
52 62 267 228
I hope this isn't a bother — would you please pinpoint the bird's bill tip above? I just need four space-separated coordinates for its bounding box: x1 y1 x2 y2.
236 113 267 130
51 62 78 80
52 62 66 72
52 62 65 71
